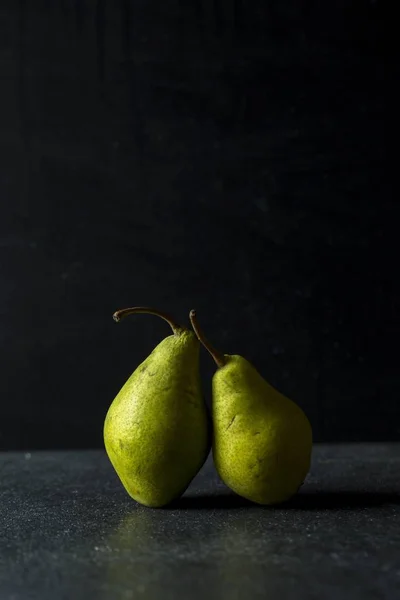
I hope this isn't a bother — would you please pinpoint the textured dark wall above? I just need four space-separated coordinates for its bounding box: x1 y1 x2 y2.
0 1 395 449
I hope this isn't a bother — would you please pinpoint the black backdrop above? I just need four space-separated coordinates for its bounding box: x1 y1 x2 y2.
0 0 395 450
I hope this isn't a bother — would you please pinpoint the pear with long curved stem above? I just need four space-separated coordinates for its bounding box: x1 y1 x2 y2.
104 307 210 508
189 310 312 505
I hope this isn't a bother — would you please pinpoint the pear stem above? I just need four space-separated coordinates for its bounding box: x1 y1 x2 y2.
189 310 226 368
113 307 182 335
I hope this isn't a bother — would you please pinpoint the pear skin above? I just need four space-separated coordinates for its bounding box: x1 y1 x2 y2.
104 307 211 508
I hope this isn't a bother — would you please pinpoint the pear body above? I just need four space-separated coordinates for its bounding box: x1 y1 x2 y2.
104 330 210 507
212 355 312 505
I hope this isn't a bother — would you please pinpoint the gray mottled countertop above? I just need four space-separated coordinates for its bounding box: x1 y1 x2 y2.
0 444 399 600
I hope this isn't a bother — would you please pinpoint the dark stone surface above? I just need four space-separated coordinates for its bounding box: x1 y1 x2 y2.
0 1 395 450
0 444 399 599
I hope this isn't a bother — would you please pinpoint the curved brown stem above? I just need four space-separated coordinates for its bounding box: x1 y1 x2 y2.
189 310 226 368
113 307 182 335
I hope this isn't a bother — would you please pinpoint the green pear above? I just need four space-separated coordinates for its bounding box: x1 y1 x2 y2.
104 307 210 508
189 310 312 505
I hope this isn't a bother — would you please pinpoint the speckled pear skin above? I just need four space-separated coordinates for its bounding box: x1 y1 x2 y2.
104 330 210 508
212 355 312 505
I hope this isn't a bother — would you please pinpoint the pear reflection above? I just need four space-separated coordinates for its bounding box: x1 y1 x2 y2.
102 507 220 599
214 512 307 598
101 509 165 600
101 503 282 599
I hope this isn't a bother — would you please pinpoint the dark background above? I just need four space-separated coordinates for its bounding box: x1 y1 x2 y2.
0 1 395 450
